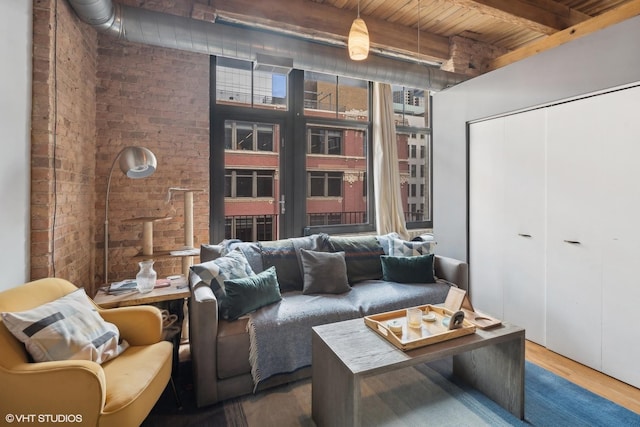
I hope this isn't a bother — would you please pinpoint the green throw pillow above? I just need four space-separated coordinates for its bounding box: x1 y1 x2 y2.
222 266 282 320
380 254 436 284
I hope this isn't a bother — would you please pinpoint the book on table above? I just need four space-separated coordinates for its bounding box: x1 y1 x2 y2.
104 278 171 295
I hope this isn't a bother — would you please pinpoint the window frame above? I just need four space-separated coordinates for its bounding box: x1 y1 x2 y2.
210 57 432 242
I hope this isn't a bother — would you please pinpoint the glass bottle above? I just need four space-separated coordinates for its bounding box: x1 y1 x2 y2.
136 260 157 293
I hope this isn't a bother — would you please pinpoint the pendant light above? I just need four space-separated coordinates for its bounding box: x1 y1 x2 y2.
348 0 369 61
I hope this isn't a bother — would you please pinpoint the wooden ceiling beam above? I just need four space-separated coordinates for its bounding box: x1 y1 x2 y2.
489 0 640 70
447 0 591 34
196 0 451 63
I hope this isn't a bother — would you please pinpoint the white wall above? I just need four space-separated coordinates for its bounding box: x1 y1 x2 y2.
433 15 640 262
0 0 32 289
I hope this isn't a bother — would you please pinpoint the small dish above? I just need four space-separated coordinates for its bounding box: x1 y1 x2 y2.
387 319 403 334
422 313 437 322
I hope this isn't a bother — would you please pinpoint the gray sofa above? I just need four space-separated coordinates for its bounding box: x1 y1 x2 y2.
188 234 469 408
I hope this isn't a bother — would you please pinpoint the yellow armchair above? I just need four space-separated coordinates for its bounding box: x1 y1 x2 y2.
0 278 173 426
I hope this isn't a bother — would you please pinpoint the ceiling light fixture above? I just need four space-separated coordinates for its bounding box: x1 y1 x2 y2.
348 0 369 61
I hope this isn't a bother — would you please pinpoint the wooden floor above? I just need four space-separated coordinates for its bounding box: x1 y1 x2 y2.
525 340 640 414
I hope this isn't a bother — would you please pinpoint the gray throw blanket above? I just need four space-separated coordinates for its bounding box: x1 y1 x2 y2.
247 292 361 389
246 279 453 389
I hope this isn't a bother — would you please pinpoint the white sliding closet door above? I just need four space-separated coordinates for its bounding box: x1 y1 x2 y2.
501 110 547 345
597 86 640 388
546 97 605 371
470 83 640 387
469 118 505 319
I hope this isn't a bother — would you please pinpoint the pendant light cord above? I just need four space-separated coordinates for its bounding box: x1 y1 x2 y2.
417 0 420 56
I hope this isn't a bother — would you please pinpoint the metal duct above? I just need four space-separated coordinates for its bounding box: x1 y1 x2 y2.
66 0 468 91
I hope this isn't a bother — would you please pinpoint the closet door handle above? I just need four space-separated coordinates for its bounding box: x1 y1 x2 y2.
563 240 581 245
518 233 532 238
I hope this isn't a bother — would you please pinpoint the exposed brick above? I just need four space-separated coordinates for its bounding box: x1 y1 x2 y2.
441 36 509 77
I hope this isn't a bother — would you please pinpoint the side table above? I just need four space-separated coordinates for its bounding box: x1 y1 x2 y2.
93 281 190 409
93 281 190 366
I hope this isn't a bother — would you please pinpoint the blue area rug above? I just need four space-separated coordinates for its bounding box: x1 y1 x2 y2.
425 359 640 426
144 359 640 426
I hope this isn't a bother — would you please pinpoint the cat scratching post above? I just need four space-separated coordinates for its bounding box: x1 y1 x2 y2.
167 188 203 276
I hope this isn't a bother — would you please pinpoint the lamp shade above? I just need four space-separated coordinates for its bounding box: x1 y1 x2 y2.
348 17 369 61
118 146 157 178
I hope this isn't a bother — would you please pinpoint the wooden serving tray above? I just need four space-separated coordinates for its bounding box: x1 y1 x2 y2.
364 304 476 351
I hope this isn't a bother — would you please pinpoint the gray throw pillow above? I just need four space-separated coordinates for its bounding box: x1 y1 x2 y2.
299 249 350 295
222 266 282 320
327 235 384 284
260 234 330 292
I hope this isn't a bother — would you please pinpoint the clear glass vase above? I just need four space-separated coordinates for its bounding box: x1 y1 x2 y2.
136 260 157 294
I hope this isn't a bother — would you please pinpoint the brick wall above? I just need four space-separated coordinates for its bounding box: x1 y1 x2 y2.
95 36 210 284
31 0 210 291
441 36 508 77
31 0 97 290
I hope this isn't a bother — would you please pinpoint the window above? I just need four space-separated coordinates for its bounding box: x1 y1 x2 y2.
211 59 432 244
304 72 369 121
216 57 288 110
309 129 342 155
308 172 342 197
392 84 432 227
225 121 275 151
225 170 274 198
226 216 274 241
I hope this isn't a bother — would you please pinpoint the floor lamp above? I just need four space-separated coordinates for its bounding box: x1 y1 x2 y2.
104 146 157 285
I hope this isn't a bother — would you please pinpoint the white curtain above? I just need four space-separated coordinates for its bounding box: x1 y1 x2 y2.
372 82 409 240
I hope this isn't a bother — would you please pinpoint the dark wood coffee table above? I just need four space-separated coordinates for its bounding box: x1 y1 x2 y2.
312 318 525 427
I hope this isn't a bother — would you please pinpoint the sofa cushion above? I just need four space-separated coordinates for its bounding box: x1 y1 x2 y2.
346 279 452 316
189 249 255 308
380 254 436 284
260 234 329 292
388 238 436 256
327 235 384 284
299 249 350 295
1 288 129 364
222 267 283 320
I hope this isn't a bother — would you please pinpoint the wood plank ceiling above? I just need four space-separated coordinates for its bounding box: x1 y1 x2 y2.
196 0 640 77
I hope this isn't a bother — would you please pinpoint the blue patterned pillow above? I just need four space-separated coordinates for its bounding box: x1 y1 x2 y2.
189 249 255 304
388 238 436 257
375 232 400 255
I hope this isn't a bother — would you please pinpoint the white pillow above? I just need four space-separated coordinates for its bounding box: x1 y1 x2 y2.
1 288 128 364
388 237 436 256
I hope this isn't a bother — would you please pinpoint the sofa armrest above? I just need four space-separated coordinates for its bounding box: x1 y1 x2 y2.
434 255 469 292
189 279 220 407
